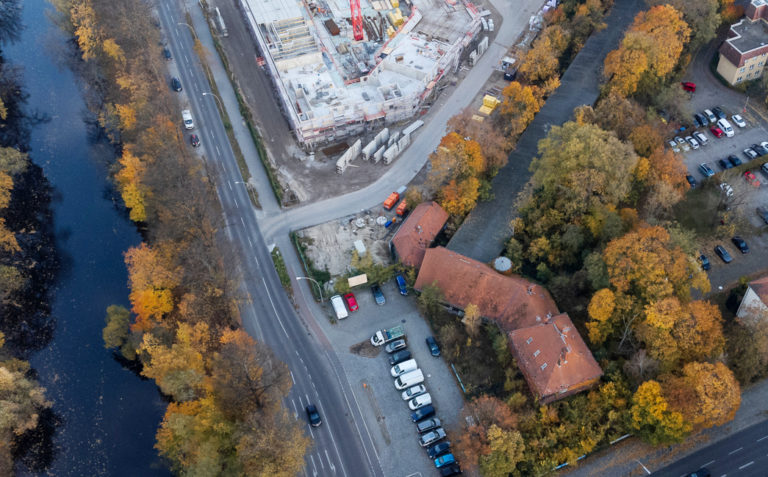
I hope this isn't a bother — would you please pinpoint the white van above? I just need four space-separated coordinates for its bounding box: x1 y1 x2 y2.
717 118 734 137
390 358 417 377
408 393 432 410
394 369 424 390
330 295 348 320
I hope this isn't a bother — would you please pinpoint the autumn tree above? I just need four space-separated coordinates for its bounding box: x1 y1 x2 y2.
124 242 180 331
630 380 690 445
647 0 720 48
462 303 482 337
115 148 149 222
519 25 569 83
103 304 139 360
479 425 525 477
448 107 508 171
498 81 543 140
234 409 309 476
427 133 487 217
456 395 517 468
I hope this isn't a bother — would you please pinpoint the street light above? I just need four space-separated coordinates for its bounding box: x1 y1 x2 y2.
177 22 197 39
635 459 651 475
296 276 323 302
203 92 224 111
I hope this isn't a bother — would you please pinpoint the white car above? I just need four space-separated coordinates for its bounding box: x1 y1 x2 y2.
720 182 734 197
401 384 427 400
704 109 717 123
744 148 759 160
668 139 680 152
182 109 194 129
760 141 768 151
685 136 700 149
732 114 747 128
408 393 432 410
693 131 708 146
675 136 690 151
717 118 734 137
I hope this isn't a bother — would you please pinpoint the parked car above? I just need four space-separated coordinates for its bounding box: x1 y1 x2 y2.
182 109 194 130
389 349 412 366
693 131 708 145
720 182 734 197
728 154 742 167
745 170 761 187
699 163 715 177
732 236 749 253
427 441 452 459
163 47 172 60
710 126 724 138
704 109 717 123
419 427 447 447
713 106 726 120
714 245 733 263
681 81 696 92
685 136 700 149
717 118 734 137
417 417 442 433
371 284 385 305
391 358 417 377
757 206 768 224
435 453 456 469
675 136 690 151
763 162 768 175
668 139 679 151
190 134 200 147
411 405 436 423
343 292 358 311
761 141 768 152
395 274 408 296
305 404 322 427
409 393 432 410
744 148 758 160
752 143 768 156
717 158 733 170
732 114 747 128
401 384 427 400
440 464 463 477
385 339 407 354
699 254 710 271
171 76 182 92
426 336 441 357
693 114 705 128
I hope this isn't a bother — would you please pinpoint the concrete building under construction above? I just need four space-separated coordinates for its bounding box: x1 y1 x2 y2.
238 0 483 148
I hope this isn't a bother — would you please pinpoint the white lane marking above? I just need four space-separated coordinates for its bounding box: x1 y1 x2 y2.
290 371 296 384
216 145 221 156
234 198 239 209
247 237 253 248
309 454 318 476
758 434 768 442
317 453 324 470
227 181 232 190
739 461 754 470
291 398 298 418
240 216 245 226
729 447 743 455
183 54 189 63
325 449 336 474
261 276 289 338
702 460 715 468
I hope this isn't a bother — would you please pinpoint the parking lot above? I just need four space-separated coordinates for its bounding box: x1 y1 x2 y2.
315 279 466 476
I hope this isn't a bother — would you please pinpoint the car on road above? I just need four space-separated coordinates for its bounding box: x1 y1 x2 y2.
440 464 463 477
305 404 322 427
343 292 358 311
435 453 456 469
427 441 451 458
714 245 733 263
401 384 427 400
745 170 760 187
182 109 194 129
710 126 724 138
681 81 696 92
732 114 747 128
752 143 768 156
717 158 733 170
426 336 441 357
699 254 710 271
171 77 182 92
713 106 726 120
389 349 412 366
371 284 385 305
717 118 734 137
385 339 407 354
728 154 742 167
685 468 711 477
757 206 768 224
417 417 442 433
395 274 408 296
732 236 749 253
409 393 432 410
699 163 715 177
693 131 708 146
704 109 717 123
685 136 699 149
190 134 200 147
419 427 447 447
411 405 436 423
744 148 758 160
163 47 172 60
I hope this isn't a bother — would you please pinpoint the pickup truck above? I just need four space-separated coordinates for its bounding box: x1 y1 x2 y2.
371 325 405 346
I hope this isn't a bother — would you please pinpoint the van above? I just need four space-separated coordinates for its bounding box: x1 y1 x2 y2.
390 358 417 377
330 295 348 320
408 393 432 410
717 118 734 137
394 368 424 389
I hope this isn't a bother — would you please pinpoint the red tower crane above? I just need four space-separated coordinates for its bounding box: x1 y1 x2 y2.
350 0 364 41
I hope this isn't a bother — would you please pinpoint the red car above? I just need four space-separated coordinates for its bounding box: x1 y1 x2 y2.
190 134 200 147
681 81 696 92
710 126 724 138
745 171 761 187
343 292 359 312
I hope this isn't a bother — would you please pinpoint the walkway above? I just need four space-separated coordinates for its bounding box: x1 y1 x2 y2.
447 0 644 262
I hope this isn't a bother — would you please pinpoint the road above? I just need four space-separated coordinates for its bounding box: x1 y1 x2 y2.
652 420 768 477
156 1 381 476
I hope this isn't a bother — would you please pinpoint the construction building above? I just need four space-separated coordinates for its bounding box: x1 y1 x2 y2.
238 0 483 148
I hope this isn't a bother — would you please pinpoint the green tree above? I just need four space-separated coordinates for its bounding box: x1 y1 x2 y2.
479 425 525 477
103 304 138 360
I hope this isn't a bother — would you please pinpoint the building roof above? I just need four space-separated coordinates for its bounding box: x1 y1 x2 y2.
414 246 559 331
509 313 603 400
749 275 768 304
719 17 768 68
392 202 449 268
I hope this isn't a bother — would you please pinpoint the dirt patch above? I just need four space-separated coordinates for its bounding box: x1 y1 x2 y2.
321 142 349 156
349 340 381 358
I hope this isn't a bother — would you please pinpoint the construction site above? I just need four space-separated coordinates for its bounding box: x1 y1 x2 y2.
239 0 485 149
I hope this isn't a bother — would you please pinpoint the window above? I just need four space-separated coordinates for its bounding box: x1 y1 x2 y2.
737 76 743 82
741 67 746 72
540 363 548 370
760 61 764 66
533 349 540 357
748 72 753 78
526 337 533 344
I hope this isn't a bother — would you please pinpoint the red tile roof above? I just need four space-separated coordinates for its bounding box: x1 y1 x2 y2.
414 247 559 332
391 202 449 268
749 275 768 304
509 313 603 404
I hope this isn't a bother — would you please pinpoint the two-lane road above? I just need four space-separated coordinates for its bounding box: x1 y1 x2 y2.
156 1 381 475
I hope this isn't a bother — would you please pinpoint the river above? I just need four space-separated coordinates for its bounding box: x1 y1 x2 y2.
6 1 169 475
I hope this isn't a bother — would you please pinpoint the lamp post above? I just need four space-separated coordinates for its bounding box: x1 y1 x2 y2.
297 276 323 302
177 22 197 39
635 459 651 475
203 92 224 111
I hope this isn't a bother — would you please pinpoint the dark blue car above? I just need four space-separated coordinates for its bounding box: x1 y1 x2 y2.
426 336 441 357
396 274 408 296
411 404 435 422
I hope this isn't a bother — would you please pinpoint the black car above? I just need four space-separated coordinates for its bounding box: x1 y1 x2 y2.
714 245 732 263
427 441 451 459
171 77 182 92
718 158 734 170
732 236 749 253
693 113 705 127
163 47 172 60
752 143 768 156
305 404 322 427
728 154 743 167
190 134 200 147
713 106 726 120
699 254 710 271
686 175 696 188
411 404 435 422
685 468 711 477
440 463 463 476
388 349 411 366
426 336 441 357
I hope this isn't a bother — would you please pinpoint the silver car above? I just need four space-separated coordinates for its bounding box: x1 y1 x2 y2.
385 339 407 354
419 427 446 447
416 417 442 433
401 384 427 400
685 136 699 150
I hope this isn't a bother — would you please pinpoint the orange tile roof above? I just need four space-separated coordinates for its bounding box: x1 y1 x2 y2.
749 275 768 304
414 247 559 331
509 313 603 403
392 202 449 268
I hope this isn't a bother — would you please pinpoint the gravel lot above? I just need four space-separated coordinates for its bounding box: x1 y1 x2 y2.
317 279 466 477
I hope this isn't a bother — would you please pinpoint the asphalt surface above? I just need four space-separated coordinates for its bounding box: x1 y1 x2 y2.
156 2 381 476
652 420 768 477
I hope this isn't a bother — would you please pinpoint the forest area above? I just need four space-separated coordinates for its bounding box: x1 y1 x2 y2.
409 1 759 476
54 0 309 474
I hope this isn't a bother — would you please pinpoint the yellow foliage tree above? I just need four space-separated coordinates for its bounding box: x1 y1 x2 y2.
115 148 149 222
630 380 690 445
140 323 209 401
662 361 740 430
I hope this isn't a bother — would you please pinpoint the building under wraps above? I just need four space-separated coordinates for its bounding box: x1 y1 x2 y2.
238 0 482 148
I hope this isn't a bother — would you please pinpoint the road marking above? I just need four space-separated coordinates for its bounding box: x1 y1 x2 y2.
757 434 768 442
729 447 743 455
261 276 289 338
325 449 336 474
317 452 324 470
247 237 253 248
227 181 232 190
234 198 239 209
739 461 754 470
240 216 245 226
216 145 221 156
309 454 318 476
291 398 298 417
702 460 715 467
290 371 295 384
